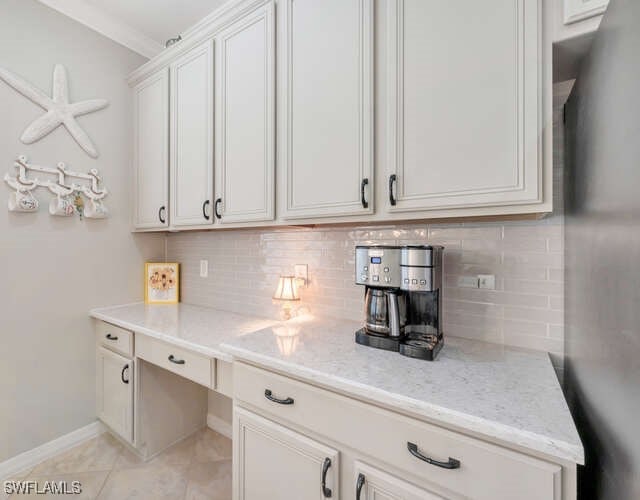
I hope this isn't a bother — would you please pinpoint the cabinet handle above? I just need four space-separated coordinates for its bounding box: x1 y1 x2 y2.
407 442 460 469
158 205 166 224
360 178 369 208
356 473 365 500
121 364 129 384
105 333 118 341
214 198 222 219
168 354 185 365
389 174 397 206
264 389 294 405
202 200 210 220
321 457 332 498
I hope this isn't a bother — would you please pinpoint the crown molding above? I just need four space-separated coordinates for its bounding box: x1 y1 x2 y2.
37 0 163 59
126 0 269 86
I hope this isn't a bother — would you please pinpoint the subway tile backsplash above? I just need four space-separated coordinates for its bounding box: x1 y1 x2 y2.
167 217 564 357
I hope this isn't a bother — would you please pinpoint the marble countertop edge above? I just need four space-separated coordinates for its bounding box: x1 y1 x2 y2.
221 342 585 465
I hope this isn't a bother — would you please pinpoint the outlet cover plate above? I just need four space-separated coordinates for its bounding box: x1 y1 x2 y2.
200 260 208 278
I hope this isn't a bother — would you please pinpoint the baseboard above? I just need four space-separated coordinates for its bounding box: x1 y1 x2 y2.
207 413 232 439
0 421 105 481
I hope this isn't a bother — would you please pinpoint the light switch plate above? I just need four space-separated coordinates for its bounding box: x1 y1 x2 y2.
478 274 495 290
200 260 208 278
457 276 479 288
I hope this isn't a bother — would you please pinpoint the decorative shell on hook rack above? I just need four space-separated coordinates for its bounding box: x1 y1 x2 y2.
0 64 108 158
4 156 109 219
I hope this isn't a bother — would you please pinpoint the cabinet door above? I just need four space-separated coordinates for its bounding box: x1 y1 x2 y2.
279 0 374 219
97 347 133 444
215 3 275 224
386 0 542 213
234 407 339 500
170 40 215 227
132 69 169 229
564 0 608 24
354 461 446 500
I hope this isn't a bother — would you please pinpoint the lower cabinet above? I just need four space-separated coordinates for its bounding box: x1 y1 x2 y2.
234 406 339 500
96 346 134 444
354 461 444 500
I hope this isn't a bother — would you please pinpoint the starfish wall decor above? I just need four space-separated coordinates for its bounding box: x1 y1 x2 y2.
0 64 109 158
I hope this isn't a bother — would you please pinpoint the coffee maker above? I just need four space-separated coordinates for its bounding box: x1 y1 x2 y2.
355 245 444 360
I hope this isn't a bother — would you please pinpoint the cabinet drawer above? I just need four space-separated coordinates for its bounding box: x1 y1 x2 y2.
136 335 213 388
96 321 133 357
234 362 561 500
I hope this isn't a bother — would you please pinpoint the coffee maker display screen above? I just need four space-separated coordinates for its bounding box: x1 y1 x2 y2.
370 257 382 264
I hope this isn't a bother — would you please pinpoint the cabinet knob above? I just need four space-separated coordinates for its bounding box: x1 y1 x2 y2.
361 178 369 208
168 354 186 365
407 442 460 469
356 473 365 500
158 205 167 224
321 457 332 498
264 389 294 405
389 174 397 206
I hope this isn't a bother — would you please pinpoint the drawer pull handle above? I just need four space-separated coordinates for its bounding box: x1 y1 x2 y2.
389 174 397 206
356 473 365 500
360 178 369 208
321 457 332 498
264 389 294 405
168 355 185 365
105 333 118 341
121 364 129 384
158 205 166 224
202 199 211 220
407 442 460 469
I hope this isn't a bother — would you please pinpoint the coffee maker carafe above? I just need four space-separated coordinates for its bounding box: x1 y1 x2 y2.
355 245 444 360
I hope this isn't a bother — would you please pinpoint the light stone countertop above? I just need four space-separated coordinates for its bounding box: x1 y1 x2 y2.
220 314 584 465
90 303 583 464
90 302 279 362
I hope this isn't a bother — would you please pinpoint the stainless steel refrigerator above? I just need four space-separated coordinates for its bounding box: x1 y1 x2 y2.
563 0 640 498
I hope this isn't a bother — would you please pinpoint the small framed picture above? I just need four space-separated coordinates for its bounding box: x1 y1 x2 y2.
145 262 180 304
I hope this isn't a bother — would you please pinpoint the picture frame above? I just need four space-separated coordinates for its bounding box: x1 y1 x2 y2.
144 262 180 304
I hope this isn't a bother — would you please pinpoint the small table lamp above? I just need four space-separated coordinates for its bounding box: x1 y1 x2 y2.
273 275 300 320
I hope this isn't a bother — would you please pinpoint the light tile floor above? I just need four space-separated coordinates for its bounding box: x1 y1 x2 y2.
2 428 232 500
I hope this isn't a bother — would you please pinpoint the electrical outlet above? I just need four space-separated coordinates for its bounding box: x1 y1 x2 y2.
294 264 308 286
199 260 208 278
478 274 495 290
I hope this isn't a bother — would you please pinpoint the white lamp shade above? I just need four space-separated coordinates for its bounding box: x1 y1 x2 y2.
273 275 300 301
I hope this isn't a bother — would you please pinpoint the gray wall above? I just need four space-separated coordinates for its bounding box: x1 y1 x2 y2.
564 0 640 498
0 0 163 462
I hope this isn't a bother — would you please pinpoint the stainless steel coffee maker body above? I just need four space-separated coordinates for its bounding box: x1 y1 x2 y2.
355 245 444 360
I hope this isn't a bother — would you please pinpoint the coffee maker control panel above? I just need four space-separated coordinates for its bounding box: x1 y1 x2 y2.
355 246 402 288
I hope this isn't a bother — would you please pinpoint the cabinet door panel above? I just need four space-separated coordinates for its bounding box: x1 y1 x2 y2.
387 0 541 212
170 40 214 227
133 69 169 229
97 347 133 444
279 0 373 219
216 4 275 223
355 461 446 500
234 407 339 500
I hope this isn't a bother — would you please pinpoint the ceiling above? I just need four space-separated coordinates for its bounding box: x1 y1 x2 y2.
85 0 230 45
38 0 231 58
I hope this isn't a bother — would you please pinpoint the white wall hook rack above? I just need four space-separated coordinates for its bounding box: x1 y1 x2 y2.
4 155 109 218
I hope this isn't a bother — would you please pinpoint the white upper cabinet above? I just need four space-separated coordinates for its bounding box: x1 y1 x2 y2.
564 0 609 24
215 3 275 223
132 69 169 229
386 0 543 213
170 40 215 227
279 0 374 219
